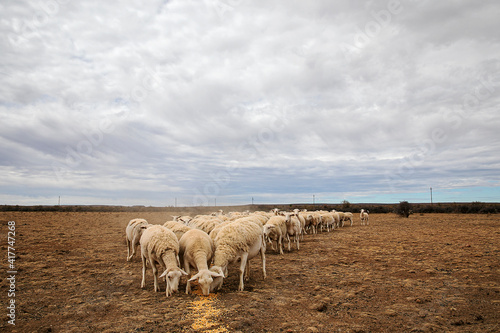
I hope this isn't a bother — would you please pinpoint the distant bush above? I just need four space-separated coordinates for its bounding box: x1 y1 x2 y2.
341 200 351 211
0 202 498 214
396 201 412 218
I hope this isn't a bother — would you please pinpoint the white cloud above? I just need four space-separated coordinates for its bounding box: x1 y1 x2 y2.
1 0 499 205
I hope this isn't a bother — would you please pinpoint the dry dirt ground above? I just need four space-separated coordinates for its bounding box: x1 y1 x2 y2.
1 211 499 332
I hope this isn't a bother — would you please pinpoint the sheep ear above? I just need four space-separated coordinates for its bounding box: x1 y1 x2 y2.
159 270 168 278
180 269 188 276
210 271 224 278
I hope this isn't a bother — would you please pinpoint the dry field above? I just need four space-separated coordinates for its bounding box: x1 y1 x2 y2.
1 211 499 332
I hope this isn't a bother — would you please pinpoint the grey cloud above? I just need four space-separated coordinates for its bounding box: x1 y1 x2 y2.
1 0 499 205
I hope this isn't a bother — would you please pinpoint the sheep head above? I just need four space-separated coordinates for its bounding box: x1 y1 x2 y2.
263 224 276 243
208 266 225 292
189 269 224 296
160 267 188 296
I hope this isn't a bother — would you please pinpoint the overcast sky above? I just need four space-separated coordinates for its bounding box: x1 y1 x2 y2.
1 0 499 206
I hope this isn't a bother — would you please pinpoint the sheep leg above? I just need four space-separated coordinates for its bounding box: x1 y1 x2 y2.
260 245 266 279
141 254 147 289
238 253 249 291
151 260 159 292
278 235 284 255
184 259 191 294
166 278 171 297
131 234 140 260
245 259 250 281
126 236 131 261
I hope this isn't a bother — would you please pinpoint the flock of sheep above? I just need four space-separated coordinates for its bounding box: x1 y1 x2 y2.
125 208 370 297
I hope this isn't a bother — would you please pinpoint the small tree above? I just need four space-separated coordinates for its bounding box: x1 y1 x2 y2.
397 201 412 218
341 200 351 211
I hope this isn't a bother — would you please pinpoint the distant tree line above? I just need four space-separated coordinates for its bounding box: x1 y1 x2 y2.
1 201 498 214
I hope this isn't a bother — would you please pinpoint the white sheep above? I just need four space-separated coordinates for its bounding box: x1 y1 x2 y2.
209 219 266 292
343 212 354 226
319 212 335 232
293 209 306 239
336 211 346 227
308 212 322 234
360 209 369 225
163 220 192 240
209 215 262 242
173 215 193 224
284 213 301 251
331 211 341 230
187 217 223 234
140 225 187 297
179 229 221 296
125 218 149 261
263 215 289 255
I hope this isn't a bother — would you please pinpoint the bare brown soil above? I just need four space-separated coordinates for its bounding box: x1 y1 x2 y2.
1 212 499 332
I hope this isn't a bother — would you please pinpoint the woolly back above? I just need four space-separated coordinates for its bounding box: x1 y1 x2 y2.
266 215 286 226
213 220 262 266
179 228 213 255
141 225 179 258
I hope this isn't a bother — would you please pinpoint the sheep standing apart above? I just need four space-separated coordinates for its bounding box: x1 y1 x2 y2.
140 225 187 297
163 220 192 240
209 219 266 292
179 229 221 296
360 209 369 225
126 218 149 261
263 215 289 255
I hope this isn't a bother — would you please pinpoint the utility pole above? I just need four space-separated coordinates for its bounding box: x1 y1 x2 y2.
214 198 217 207
313 194 315 207
252 197 254 205
58 196 60 205
175 197 177 207
430 187 433 205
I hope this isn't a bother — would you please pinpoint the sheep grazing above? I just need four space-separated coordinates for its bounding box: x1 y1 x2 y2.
179 229 221 296
331 211 341 230
343 212 354 226
263 215 288 255
360 209 369 225
126 218 149 261
336 211 346 227
209 219 266 292
140 225 187 297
